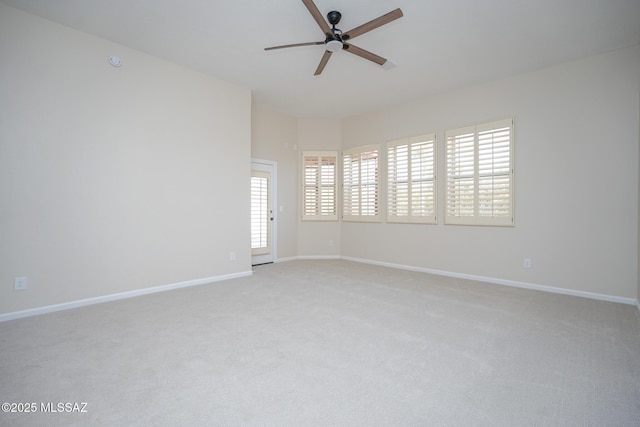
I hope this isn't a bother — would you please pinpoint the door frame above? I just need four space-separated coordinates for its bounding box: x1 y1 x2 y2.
251 159 277 265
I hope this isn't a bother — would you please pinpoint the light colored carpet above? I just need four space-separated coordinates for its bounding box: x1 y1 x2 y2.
1 259 639 426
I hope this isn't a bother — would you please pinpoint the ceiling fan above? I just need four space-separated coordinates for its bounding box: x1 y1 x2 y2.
265 0 403 75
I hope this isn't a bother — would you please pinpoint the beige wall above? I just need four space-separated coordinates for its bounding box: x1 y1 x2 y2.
251 111 343 260
297 118 342 257
0 5 252 315
3 3 638 317
341 45 640 300
251 46 640 301
251 105 298 260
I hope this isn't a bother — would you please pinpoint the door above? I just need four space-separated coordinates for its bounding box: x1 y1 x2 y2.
251 161 276 265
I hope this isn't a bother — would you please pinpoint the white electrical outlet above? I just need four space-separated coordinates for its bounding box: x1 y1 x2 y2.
329 240 334 247
523 258 532 269
14 277 27 291
229 252 236 261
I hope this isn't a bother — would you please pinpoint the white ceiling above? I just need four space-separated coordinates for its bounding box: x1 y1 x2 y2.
3 0 640 118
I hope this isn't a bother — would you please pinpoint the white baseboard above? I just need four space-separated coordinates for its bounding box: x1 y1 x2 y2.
275 256 299 263
0 270 253 323
297 255 341 261
4 258 636 322
277 255 341 262
339 256 638 306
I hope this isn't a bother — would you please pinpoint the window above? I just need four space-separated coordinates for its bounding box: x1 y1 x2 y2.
445 118 514 226
301 151 338 221
343 145 380 222
387 134 436 223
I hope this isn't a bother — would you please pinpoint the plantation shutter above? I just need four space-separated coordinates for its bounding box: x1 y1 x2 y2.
477 120 513 225
446 126 476 224
302 151 338 221
343 145 380 222
388 142 409 217
343 151 357 217
446 118 514 226
387 134 436 223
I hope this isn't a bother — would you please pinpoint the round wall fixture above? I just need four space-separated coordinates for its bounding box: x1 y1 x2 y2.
108 56 122 67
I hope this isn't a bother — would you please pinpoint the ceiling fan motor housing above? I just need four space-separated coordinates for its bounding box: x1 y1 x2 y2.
327 10 342 26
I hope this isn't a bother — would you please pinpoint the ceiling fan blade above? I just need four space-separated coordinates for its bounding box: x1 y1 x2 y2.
343 43 387 66
343 8 403 40
301 0 332 35
265 41 324 51
314 50 332 75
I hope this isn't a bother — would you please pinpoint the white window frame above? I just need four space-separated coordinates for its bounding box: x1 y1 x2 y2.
387 133 437 224
301 151 338 221
445 118 514 226
342 144 380 222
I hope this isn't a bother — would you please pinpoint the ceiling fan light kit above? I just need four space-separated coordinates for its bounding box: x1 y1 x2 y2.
264 0 403 75
325 39 343 52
